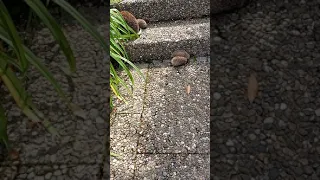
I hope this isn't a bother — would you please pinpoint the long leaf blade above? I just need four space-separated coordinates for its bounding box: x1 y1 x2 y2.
52 0 109 52
25 0 76 73
0 1 28 71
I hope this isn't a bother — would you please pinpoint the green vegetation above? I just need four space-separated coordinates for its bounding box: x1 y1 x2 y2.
110 0 122 5
110 8 144 109
0 0 142 161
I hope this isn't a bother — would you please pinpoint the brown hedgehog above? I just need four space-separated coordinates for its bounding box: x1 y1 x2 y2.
120 11 140 33
171 50 190 67
137 19 147 29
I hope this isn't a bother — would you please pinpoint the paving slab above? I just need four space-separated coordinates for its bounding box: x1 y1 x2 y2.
110 113 141 180
134 153 210 180
138 58 210 154
125 18 210 62
210 0 320 179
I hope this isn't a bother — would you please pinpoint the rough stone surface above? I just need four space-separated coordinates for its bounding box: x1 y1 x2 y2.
0 21 109 178
125 18 210 62
135 154 209 179
210 0 320 179
15 164 100 180
111 63 149 114
110 114 141 180
138 57 210 154
116 0 209 22
110 58 210 179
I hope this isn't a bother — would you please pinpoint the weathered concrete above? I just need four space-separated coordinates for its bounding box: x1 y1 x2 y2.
125 18 210 62
115 0 209 22
138 58 210 154
110 57 210 179
135 154 209 179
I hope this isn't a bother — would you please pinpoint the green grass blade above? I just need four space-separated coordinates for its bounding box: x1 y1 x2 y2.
52 0 109 52
117 54 145 80
0 103 9 149
25 0 76 73
0 57 59 136
0 1 28 71
110 52 134 84
110 152 121 157
110 61 132 95
0 51 23 72
0 28 69 102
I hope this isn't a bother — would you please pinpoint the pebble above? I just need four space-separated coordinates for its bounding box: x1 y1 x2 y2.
248 134 257 141
304 166 313 175
291 30 300 36
269 168 280 179
35 176 44 180
213 92 222 100
278 120 286 127
27 172 35 179
89 108 99 119
95 116 105 124
264 117 274 124
45 172 52 179
299 158 309 166
280 103 287 110
315 108 320 116
53 170 62 176
226 140 234 146
213 36 222 42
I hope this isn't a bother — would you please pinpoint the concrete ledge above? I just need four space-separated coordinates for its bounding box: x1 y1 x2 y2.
125 18 209 62
116 0 209 22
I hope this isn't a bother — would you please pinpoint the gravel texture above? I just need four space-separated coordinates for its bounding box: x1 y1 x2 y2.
111 63 149 114
138 58 210 154
210 0 320 179
110 58 210 179
135 154 209 180
125 18 210 62
0 23 109 178
110 113 141 180
14 164 100 180
116 0 209 22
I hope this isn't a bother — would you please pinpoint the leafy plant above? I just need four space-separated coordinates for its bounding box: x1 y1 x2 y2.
0 0 109 152
110 0 122 6
109 8 145 158
109 8 144 108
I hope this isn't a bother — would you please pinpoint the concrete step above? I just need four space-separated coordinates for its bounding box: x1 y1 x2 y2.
124 17 209 62
114 0 209 22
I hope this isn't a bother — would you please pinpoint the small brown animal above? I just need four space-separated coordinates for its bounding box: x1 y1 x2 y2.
137 19 147 29
120 11 140 32
171 50 190 67
120 11 148 32
171 50 190 59
171 56 188 67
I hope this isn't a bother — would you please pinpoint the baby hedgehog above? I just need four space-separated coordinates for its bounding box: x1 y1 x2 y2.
137 19 147 29
120 11 148 32
120 11 140 32
171 50 190 67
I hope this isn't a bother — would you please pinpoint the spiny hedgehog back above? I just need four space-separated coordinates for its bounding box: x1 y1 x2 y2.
120 11 140 33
